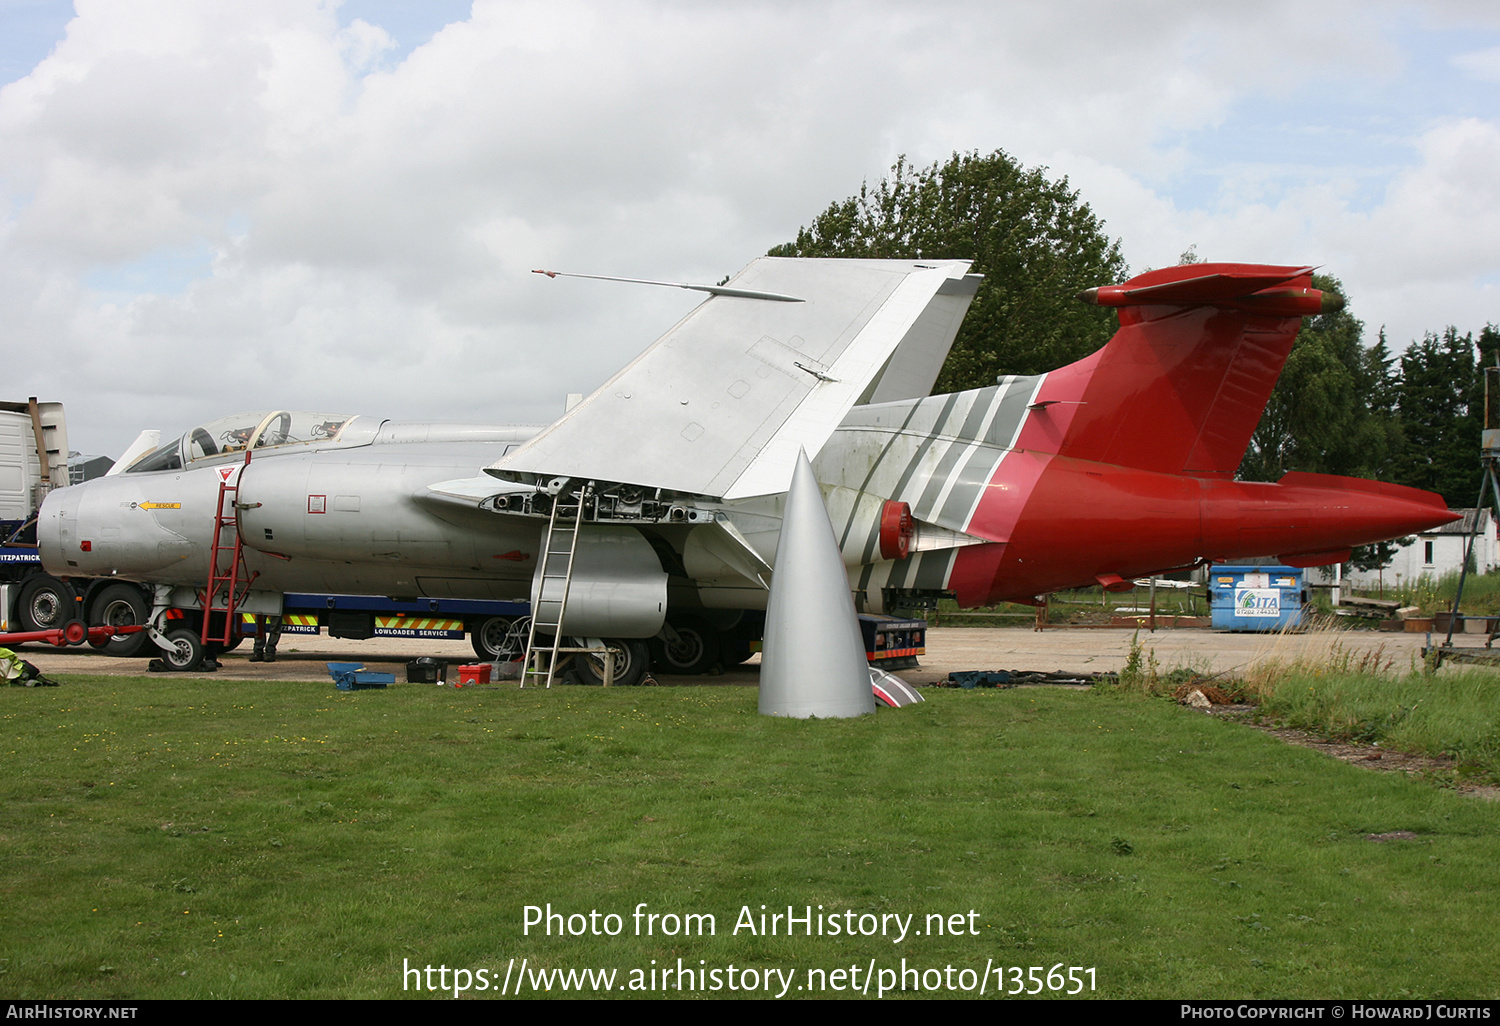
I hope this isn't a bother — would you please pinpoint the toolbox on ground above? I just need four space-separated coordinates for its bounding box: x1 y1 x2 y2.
326 662 393 690
456 663 491 686
406 657 449 684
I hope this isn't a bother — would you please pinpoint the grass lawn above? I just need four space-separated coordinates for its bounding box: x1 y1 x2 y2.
1 674 1497 999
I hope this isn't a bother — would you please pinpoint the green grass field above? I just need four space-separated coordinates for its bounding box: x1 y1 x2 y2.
2 674 1498 1000
1252 672 1500 776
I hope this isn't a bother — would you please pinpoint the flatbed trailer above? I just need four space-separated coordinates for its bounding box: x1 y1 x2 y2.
229 592 531 661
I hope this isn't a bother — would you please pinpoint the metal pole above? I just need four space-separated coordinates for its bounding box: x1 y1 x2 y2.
1441 461 1492 657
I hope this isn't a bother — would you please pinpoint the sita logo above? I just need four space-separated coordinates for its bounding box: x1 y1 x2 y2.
1236 590 1280 616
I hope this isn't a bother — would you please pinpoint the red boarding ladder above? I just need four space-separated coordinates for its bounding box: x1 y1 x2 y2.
201 451 258 646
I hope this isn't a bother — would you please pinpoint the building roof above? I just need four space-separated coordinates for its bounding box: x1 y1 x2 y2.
1425 508 1494 536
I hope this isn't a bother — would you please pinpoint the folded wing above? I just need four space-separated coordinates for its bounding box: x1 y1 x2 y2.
487 257 978 500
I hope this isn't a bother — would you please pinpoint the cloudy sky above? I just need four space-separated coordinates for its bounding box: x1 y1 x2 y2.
2 0 1498 458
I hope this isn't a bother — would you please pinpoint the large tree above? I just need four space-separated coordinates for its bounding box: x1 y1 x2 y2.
769 151 1127 392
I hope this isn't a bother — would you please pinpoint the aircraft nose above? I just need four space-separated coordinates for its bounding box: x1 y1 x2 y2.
34 468 218 582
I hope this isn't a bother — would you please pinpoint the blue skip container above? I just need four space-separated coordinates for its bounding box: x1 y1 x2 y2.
1208 565 1308 632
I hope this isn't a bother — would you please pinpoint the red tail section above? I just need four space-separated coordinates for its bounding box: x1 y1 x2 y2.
950 262 1458 607
1029 263 1334 478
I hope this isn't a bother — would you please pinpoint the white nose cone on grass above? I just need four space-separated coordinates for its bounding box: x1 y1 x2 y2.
758 449 875 718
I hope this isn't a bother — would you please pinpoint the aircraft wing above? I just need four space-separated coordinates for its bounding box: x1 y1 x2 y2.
487 257 978 500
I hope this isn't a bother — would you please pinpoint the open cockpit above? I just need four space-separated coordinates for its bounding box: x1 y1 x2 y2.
124 411 377 474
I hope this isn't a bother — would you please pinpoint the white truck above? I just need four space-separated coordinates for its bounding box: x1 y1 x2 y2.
2 400 162 656
0 399 98 638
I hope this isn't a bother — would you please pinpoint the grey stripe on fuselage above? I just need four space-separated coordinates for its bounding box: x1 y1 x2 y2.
944 374 1045 528
883 547 959 591
832 398 930 564
857 390 969 562
914 548 957 590
910 375 1042 528
829 373 1043 581
848 391 965 561
908 385 998 521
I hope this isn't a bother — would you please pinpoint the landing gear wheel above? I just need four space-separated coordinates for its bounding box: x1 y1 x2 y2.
650 618 721 675
567 638 649 687
17 576 75 634
471 616 522 660
88 584 151 658
160 629 205 672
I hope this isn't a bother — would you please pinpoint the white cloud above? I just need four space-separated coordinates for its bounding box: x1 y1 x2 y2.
0 0 1496 454
336 18 396 73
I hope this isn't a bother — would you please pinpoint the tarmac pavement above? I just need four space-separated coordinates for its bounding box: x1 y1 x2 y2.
8 624 1441 687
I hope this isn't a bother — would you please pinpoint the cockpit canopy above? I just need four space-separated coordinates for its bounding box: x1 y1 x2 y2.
126 411 378 473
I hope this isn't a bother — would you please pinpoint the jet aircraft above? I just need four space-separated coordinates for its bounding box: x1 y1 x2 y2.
38 258 1457 676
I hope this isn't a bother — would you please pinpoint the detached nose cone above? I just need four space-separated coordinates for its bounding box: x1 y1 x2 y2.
758 449 875 719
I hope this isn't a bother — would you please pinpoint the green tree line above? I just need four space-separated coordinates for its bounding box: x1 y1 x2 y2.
774 149 1498 509
1237 286 1500 505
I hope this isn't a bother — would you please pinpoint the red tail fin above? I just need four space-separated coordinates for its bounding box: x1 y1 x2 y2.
1032 263 1336 478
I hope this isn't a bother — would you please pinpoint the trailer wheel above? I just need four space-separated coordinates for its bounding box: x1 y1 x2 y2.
88 584 151 658
160 629 204 671
649 618 721 675
567 638 649 687
18 576 75 634
470 616 523 660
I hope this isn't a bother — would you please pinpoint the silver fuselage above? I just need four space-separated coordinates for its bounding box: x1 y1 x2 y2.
39 423 538 597
36 388 1015 626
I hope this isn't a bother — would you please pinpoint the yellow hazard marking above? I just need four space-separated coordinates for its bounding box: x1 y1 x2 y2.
376 617 464 631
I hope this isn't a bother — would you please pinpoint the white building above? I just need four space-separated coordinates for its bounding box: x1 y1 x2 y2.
1337 508 1498 590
